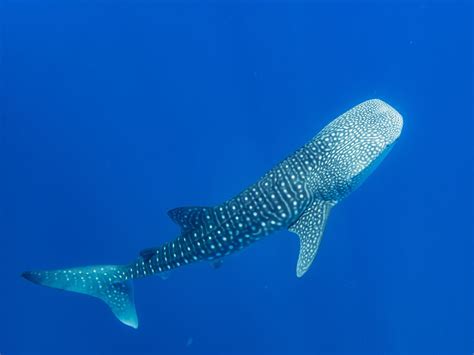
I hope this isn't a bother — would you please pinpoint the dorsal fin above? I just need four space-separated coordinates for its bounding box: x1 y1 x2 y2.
167 206 215 232
288 199 335 277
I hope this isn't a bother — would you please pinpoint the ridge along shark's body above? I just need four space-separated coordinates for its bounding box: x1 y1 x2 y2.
23 99 403 329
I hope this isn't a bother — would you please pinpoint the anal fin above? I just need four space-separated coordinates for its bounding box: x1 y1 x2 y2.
288 199 335 277
210 258 224 269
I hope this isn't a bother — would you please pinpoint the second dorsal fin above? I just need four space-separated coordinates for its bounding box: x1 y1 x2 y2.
167 206 215 232
139 247 158 262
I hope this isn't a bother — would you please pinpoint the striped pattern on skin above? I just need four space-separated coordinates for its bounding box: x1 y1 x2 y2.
22 99 403 328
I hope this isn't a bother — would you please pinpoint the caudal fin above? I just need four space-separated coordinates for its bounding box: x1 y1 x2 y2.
22 265 138 328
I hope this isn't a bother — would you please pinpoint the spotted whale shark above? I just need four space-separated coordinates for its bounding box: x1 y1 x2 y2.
23 99 403 329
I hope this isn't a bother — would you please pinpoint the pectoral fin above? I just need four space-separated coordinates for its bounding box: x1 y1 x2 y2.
288 200 334 277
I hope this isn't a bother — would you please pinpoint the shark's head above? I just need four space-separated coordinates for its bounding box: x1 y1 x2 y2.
346 99 403 191
369 98 404 146
313 99 403 200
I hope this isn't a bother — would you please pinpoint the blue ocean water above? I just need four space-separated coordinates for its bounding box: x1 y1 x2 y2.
2 1 473 354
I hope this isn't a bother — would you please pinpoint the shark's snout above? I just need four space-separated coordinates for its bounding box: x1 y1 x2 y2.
372 99 404 144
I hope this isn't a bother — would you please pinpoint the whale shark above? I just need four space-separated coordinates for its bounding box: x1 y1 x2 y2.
22 99 403 329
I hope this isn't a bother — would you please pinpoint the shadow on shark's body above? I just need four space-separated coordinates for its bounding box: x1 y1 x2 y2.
23 99 403 329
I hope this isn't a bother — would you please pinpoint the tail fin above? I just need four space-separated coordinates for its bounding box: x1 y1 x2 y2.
22 265 138 329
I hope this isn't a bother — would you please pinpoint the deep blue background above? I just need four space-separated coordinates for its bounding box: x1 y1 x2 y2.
2 1 473 354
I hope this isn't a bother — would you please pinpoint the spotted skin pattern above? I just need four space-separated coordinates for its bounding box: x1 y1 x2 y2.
22 99 403 328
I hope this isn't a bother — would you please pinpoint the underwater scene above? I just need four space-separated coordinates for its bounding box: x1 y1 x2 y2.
2 1 473 354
